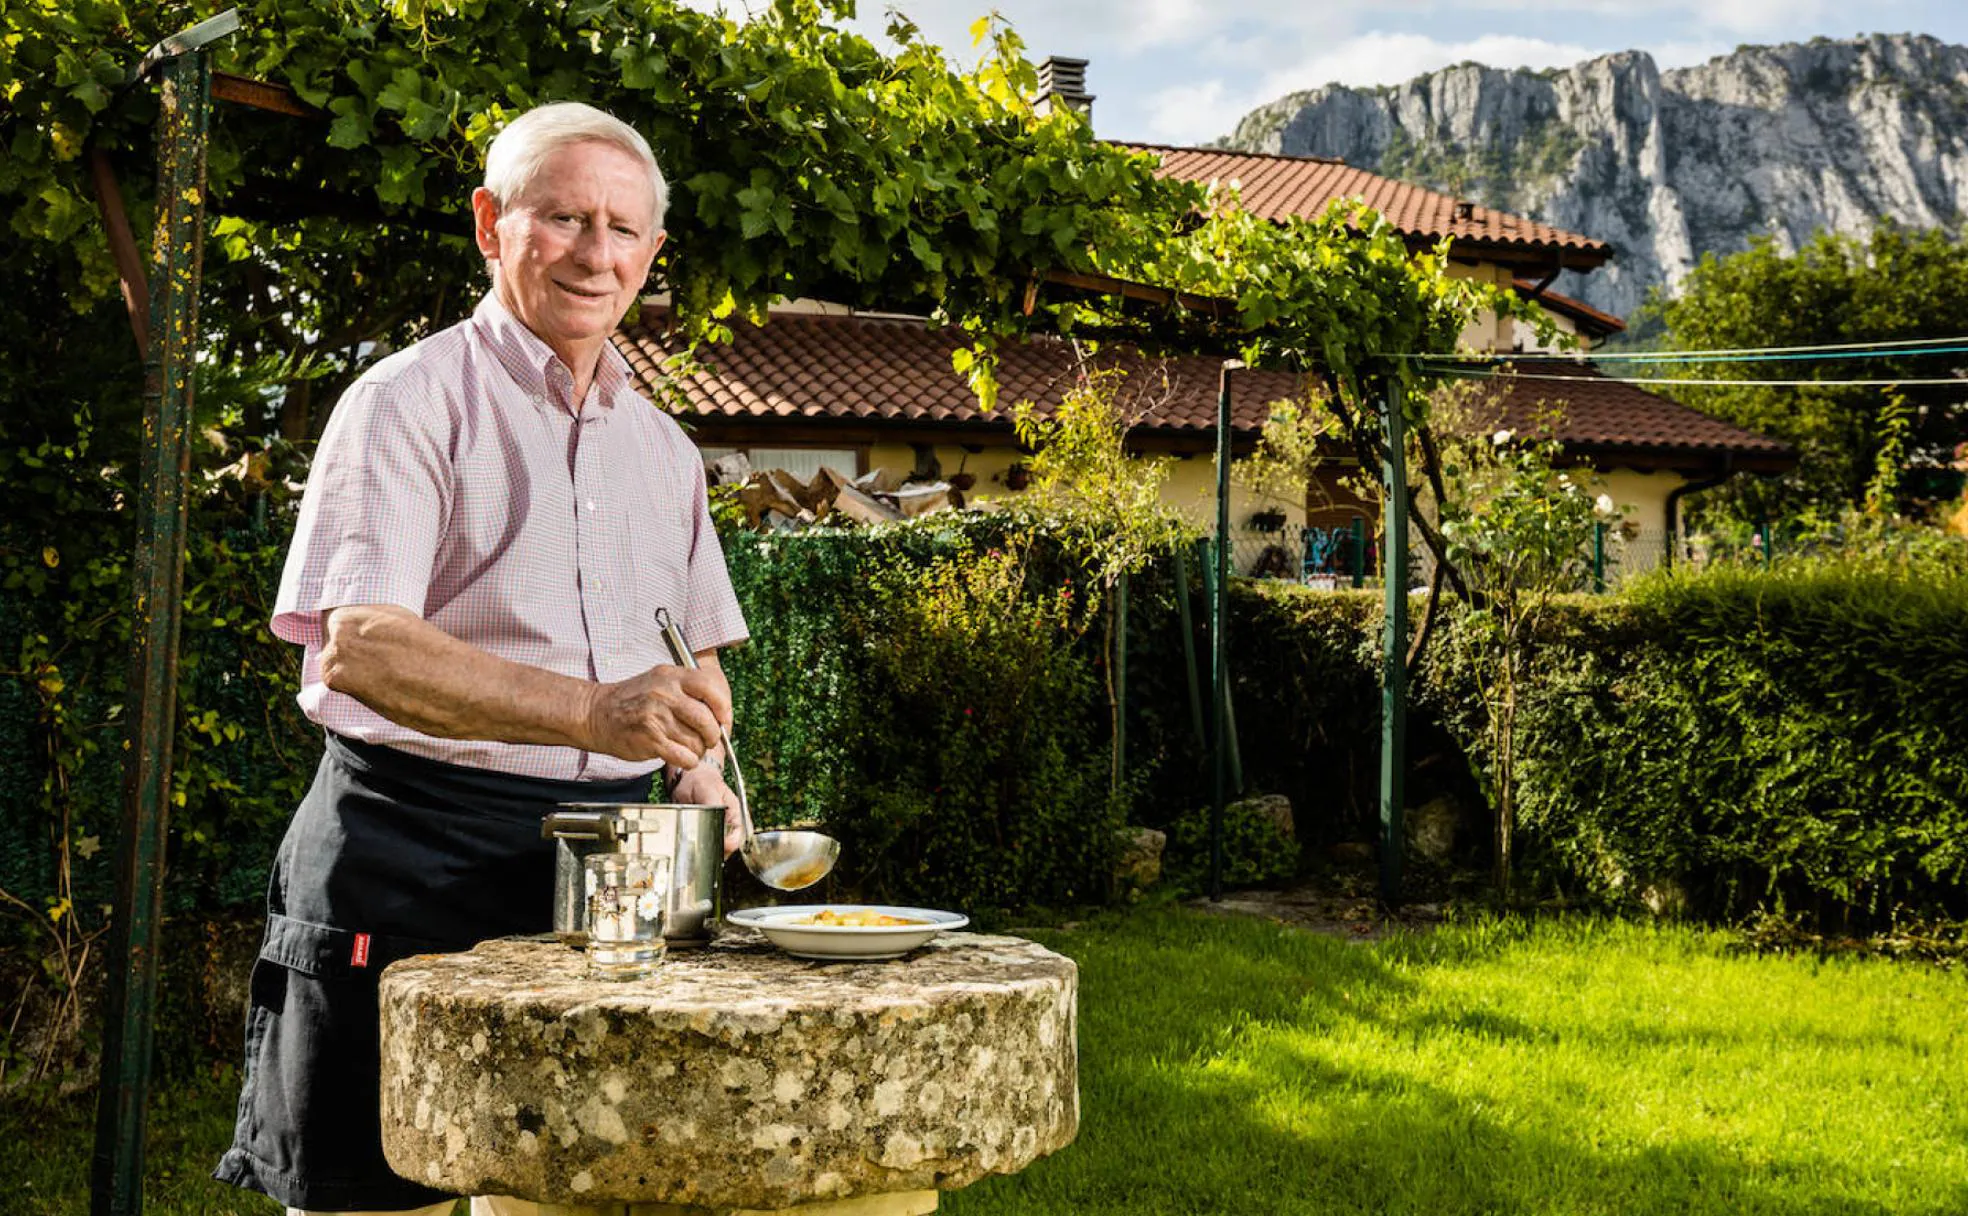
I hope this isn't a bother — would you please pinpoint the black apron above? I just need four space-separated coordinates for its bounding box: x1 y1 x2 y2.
214 733 654 1211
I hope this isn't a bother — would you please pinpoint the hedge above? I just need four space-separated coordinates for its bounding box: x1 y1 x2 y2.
4 481 1966 939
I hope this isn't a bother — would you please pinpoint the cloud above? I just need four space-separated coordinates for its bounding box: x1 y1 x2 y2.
1130 31 1601 144
1272 31 1602 95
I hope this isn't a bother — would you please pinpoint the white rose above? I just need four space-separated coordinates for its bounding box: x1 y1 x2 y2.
1596 494 1615 514
1491 429 1513 446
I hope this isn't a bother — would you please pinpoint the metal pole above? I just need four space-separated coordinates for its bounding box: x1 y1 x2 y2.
1210 361 1241 901
1113 569 1128 791
1198 538 1243 793
1171 541 1205 749
1593 522 1607 592
1759 519 1772 568
93 14 233 1214
1378 378 1408 906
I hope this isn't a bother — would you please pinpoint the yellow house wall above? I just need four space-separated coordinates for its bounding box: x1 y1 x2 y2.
1448 261 1515 351
862 442 1304 573
1595 467 1683 579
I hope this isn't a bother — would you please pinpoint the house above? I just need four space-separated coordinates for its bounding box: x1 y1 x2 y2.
611 61 1794 580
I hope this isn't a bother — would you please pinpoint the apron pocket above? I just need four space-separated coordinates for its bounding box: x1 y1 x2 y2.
260 911 457 980
226 915 463 1208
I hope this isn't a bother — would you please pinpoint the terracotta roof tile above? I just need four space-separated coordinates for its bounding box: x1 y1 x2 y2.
617 307 1295 435
1514 279 1625 336
1482 364 1796 467
615 312 1791 468
1121 144 1611 268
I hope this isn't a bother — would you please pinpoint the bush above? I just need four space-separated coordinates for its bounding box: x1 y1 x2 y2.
1507 559 1968 925
1160 799 1300 894
720 514 1124 914
1124 552 1968 928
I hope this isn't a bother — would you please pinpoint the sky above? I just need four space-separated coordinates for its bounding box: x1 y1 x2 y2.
706 0 1968 146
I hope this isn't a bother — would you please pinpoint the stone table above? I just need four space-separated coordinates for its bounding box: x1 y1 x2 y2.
378 931 1077 1215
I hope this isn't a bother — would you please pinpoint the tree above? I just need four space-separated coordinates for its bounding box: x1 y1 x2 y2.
1012 367 1197 788
1436 411 1616 895
1645 225 1968 526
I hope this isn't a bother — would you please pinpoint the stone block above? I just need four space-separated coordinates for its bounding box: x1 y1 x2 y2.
1113 827 1165 891
380 935 1077 1209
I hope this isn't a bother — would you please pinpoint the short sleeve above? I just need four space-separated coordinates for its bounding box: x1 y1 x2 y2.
271 371 452 646
650 421 746 656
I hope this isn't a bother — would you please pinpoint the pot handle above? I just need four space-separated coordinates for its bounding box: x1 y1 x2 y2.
541 809 619 843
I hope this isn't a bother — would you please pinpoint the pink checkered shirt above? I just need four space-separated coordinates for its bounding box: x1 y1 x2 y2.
272 292 749 781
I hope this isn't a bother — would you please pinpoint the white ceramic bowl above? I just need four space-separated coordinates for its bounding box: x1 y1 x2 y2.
725 904 969 960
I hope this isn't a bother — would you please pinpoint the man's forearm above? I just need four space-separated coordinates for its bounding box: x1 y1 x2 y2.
321 604 598 748
320 604 731 768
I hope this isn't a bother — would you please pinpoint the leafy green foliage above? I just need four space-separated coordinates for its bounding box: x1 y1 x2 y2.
719 516 1124 915
853 541 1121 910
1507 556 1968 925
1121 561 1968 927
1644 225 1968 525
1432 405 1618 892
1159 799 1299 894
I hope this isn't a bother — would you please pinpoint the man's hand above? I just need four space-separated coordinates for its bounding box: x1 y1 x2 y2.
670 762 746 858
584 660 732 771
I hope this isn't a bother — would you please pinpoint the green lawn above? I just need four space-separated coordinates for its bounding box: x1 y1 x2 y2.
7 907 1965 1215
948 908 1968 1216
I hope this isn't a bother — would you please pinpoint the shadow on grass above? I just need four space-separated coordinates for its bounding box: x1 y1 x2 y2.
950 906 1968 1216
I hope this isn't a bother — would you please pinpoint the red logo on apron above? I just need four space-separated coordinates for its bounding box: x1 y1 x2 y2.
351 933 372 968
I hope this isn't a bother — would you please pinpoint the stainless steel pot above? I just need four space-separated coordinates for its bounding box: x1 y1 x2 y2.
543 803 725 946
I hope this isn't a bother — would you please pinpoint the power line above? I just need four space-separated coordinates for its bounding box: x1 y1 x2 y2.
1387 334 1968 364
1416 364 1968 388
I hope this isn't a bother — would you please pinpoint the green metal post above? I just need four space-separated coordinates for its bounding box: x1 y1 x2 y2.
1379 379 1408 906
92 14 233 1215
1759 519 1773 568
1210 362 1240 901
1171 541 1205 749
1350 517 1366 589
1113 569 1128 790
1593 522 1607 592
1197 537 1243 794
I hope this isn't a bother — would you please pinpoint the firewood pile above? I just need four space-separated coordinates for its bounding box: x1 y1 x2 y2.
707 453 964 531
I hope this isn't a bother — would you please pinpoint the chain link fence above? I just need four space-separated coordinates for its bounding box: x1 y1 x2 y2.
1229 522 1681 592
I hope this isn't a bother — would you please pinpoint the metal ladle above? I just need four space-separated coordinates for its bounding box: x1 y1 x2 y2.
655 609 840 891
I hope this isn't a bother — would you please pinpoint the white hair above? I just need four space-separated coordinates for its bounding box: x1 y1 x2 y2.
482 101 669 232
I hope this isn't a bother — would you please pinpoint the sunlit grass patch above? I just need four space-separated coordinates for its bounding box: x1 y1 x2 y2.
952 909 1968 1216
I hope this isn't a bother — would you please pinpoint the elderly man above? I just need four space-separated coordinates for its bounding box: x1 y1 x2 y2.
214 102 746 1215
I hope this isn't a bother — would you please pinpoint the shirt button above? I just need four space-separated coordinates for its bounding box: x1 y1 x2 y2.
586 500 597 512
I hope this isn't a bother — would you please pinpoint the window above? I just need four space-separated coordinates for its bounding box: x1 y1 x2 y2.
698 446 861 482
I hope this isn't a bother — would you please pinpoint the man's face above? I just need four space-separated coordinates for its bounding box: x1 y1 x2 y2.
472 139 665 367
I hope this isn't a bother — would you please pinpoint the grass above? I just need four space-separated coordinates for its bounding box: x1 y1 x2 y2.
6 907 1964 1215
945 907 1968 1216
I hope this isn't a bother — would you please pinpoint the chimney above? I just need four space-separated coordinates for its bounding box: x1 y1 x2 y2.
1034 56 1094 122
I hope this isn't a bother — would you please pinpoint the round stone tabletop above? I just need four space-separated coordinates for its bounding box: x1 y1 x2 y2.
377 931 1078 1210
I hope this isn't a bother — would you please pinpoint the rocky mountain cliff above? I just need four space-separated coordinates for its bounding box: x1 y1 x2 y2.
1224 34 1968 321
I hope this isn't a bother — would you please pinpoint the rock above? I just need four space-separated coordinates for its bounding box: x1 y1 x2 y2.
379 934 1077 1209
1228 793 1294 841
829 482 903 527
891 483 952 519
765 468 823 515
1407 796 1460 864
1113 827 1165 892
707 452 752 487
1327 841 1375 866
1641 877 1691 919
1226 34 1968 319
736 474 804 527
853 467 907 495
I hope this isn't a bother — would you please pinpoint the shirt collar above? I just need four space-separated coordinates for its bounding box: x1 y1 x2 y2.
472 292 631 414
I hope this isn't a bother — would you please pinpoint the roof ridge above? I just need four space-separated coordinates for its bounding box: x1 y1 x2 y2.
1114 140 1348 167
